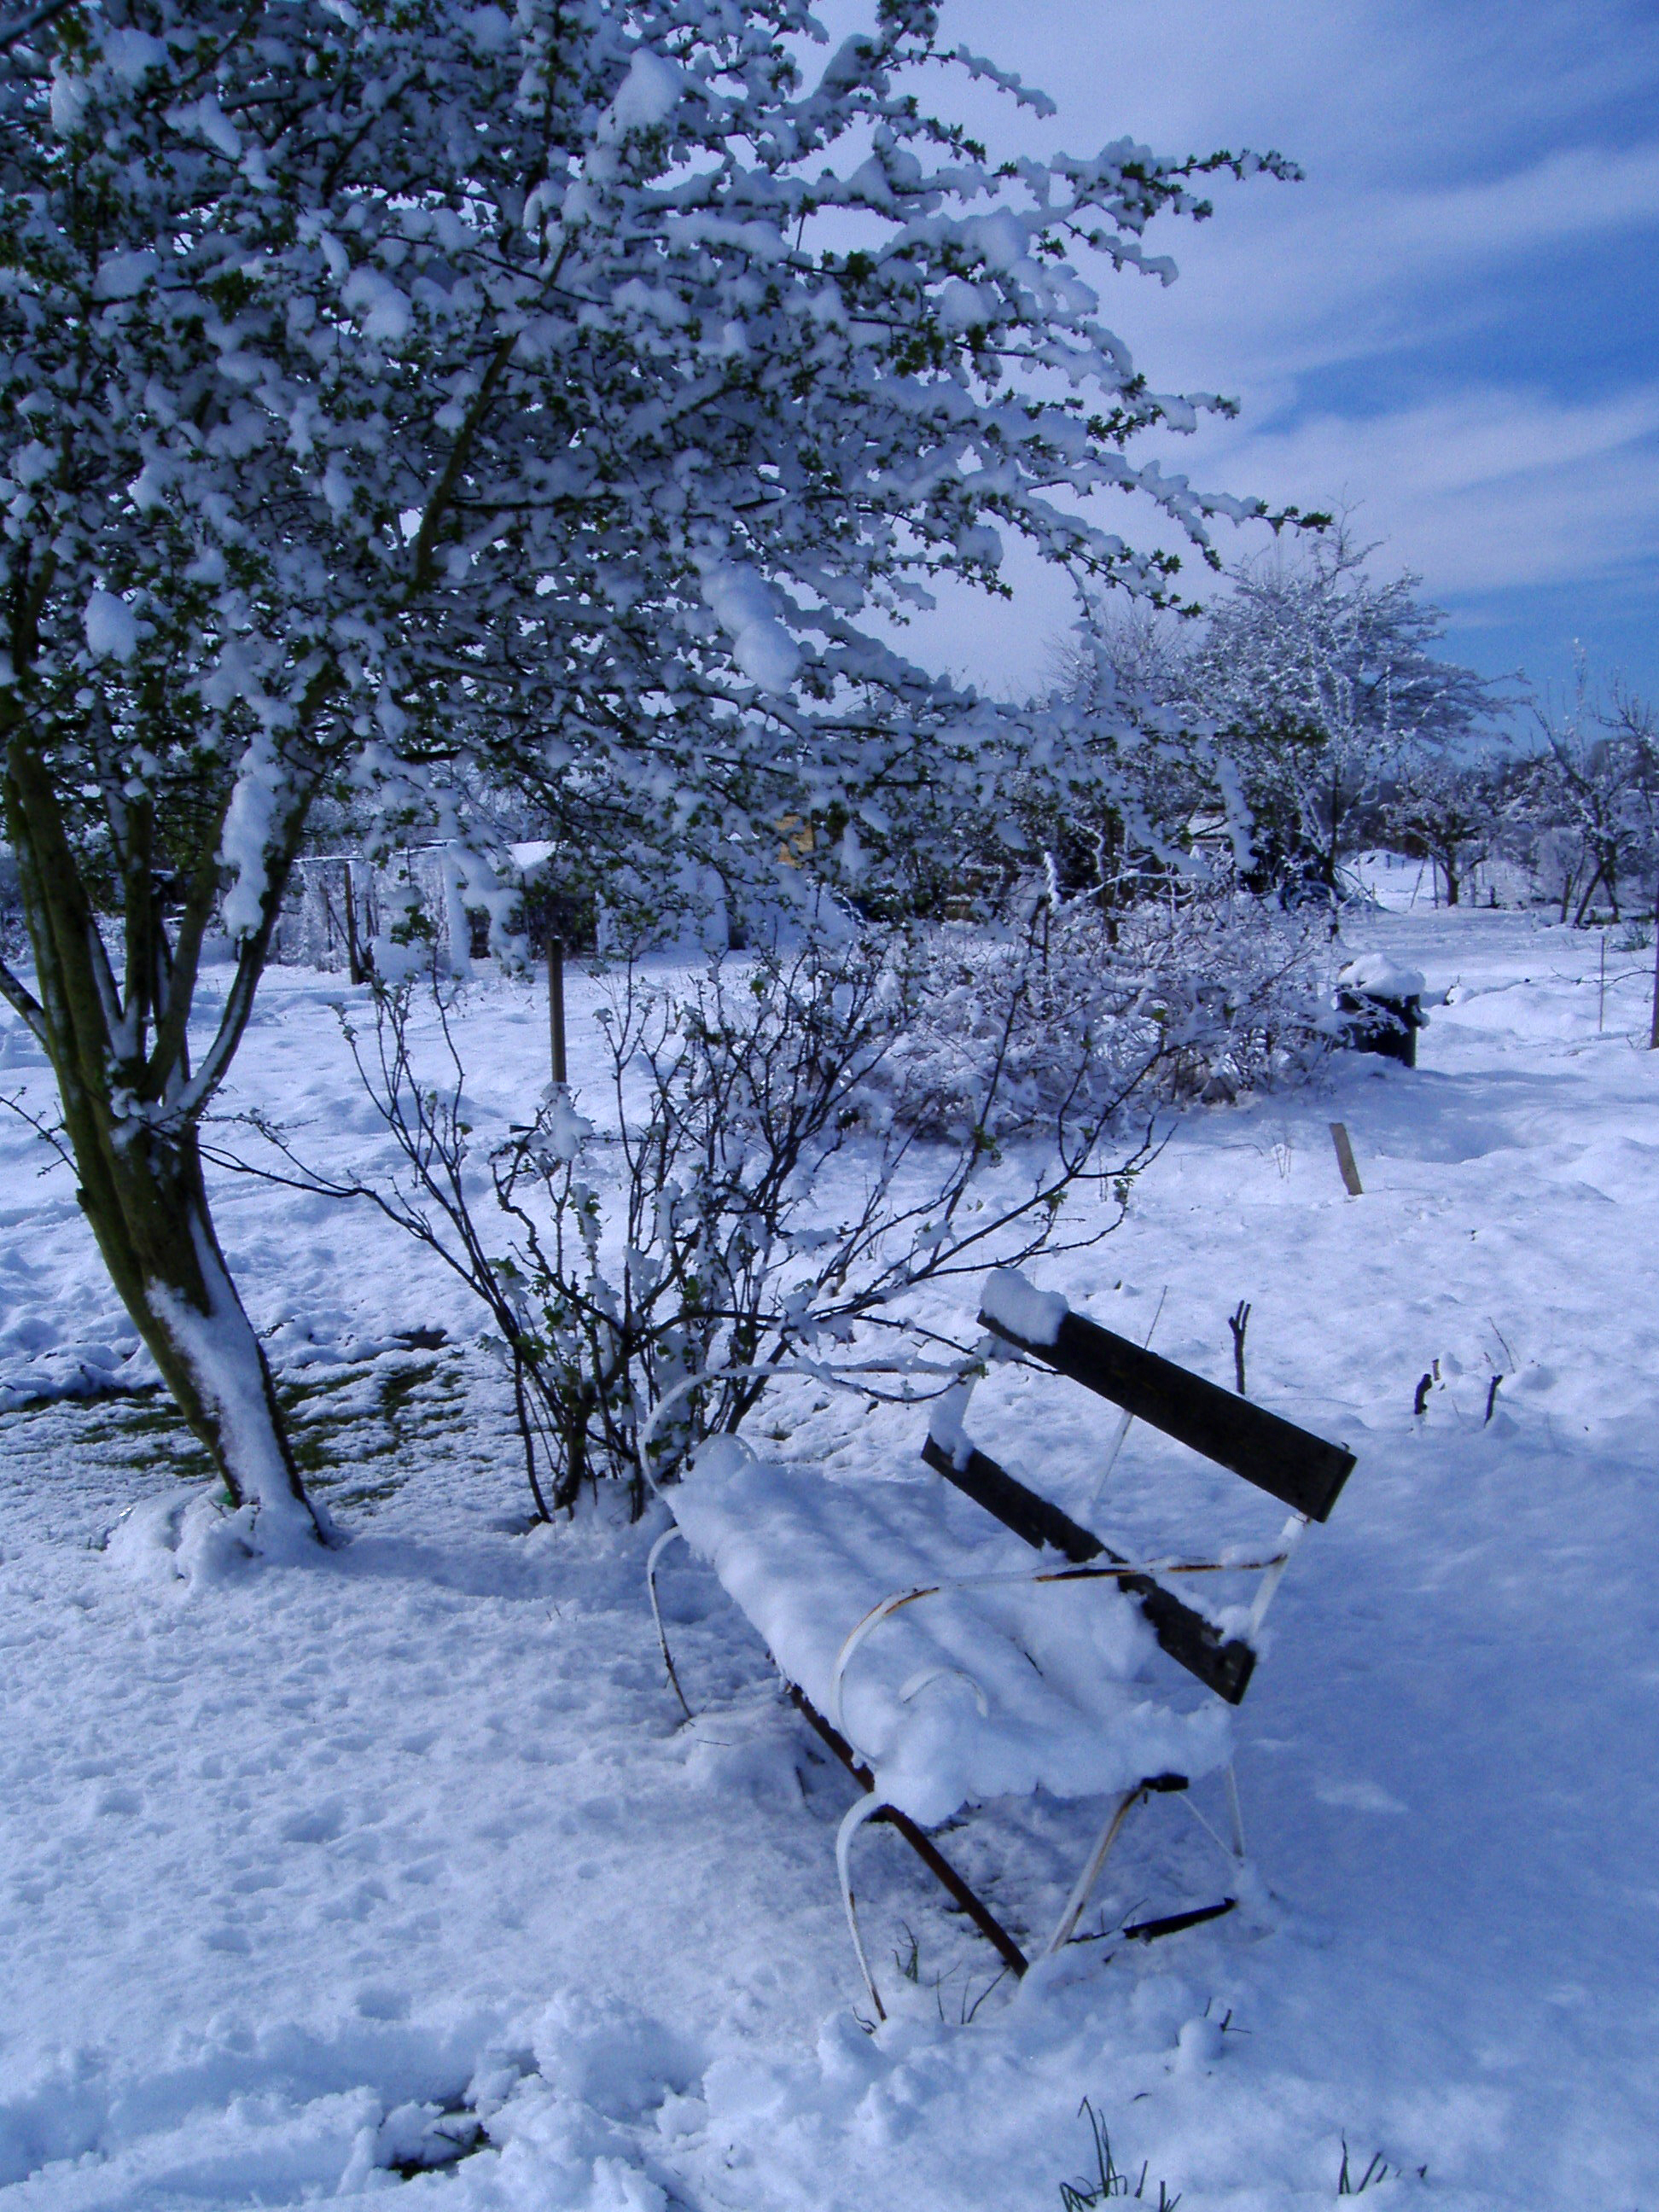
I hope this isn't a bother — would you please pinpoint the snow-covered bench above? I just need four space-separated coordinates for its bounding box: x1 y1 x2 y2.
649 1271 1355 2016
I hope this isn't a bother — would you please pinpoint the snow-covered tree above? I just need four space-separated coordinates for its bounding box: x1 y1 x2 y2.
1182 533 1497 898
0 0 1295 1540
1383 754 1503 908
1034 598 1216 918
1514 672 1659 924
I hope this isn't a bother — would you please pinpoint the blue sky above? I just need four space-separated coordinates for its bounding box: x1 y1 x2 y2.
876 0 1659 714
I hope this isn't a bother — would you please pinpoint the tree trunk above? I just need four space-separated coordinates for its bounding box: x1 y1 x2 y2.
1573 864 1604 929
3 717 326 1549
63 1086 325 1548
342 859 370 987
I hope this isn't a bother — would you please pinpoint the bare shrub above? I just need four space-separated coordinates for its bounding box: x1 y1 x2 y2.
230 934 1155 1520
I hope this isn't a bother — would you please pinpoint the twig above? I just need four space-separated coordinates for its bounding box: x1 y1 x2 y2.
0 0 76 53
1227 1299 1250 1395
0 1086 73 1172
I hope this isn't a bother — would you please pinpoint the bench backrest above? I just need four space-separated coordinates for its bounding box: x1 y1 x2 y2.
981 1302 1353 1523
920 1278 1356 1708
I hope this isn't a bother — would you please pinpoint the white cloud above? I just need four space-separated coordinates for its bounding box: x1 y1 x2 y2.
1091 127 1659 402
1203 387 1659 596
925 2 1659 369
885 382 1659 696
1377 140 1659 259
824 1 1659 691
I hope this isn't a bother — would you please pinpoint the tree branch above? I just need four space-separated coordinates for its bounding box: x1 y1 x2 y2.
409 333 521 596
0 954 46 1041
174 784 314 1119
0 0 73 54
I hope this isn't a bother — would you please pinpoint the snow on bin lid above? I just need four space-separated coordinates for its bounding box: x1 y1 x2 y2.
1338 952 1426 1000
672 1438 1232 1828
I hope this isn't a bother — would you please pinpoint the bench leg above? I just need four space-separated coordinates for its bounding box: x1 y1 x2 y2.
1176 1761 1249 1872
789 1686 1030 1984
836 1791 891 2023
1225 1761 1247 1861
645 1524 693 1720
1044 1786 1141 1958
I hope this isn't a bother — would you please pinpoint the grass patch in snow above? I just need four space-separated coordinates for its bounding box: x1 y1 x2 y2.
1338 2138 1419 2193
1059 2101 1182 2209
24 1347 477 1516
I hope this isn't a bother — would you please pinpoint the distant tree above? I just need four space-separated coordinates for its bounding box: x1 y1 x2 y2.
1181 532 1498 898
1605 686 1659 912
1039 533 1503 916
0 0 1298 1540
1384 754 1504 907
1516 668 1659 924
1033 600 1234 928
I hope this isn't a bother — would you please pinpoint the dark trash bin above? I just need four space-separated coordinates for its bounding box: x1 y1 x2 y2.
1336 958 1429 1068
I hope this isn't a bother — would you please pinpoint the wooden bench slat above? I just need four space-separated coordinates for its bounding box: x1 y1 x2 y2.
920 1433 1257 1705
980 1306 1355 1523
920 1431 1102 1565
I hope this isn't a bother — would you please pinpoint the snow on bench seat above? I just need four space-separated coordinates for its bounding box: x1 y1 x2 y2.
671 1438 1233 1830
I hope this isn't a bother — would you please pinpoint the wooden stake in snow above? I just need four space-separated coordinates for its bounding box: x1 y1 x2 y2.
1330 1121 1364 1196
341 860 369 987
547 934 568 1088
1650 887 1659 1051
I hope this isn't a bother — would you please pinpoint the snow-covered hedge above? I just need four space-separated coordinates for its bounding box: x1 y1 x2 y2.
881 891 1336 1142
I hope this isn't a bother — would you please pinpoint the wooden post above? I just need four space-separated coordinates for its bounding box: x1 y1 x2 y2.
341 859 368 987
547 934 568 1087
1329 1121 1363 1197
1650 886 1659 1051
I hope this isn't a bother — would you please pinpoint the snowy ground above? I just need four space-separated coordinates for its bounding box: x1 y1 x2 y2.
3 884 1658 2210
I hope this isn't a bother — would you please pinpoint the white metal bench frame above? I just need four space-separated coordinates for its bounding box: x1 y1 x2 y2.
643 1289 1355 2017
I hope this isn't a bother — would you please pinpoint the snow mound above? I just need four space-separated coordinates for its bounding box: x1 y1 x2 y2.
103 1492 265 1587
0 1338 157 1414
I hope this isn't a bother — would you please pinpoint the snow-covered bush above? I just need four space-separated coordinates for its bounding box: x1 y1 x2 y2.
272 842 602 977
249 938 1155 1517
273 848 483 979
272 858 381 981
276 894 1332 1519
881 888 1336 1143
